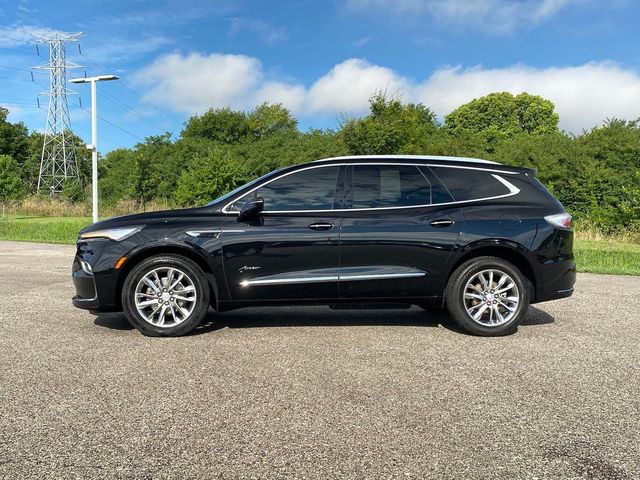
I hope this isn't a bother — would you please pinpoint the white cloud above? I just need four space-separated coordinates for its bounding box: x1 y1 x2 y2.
415 62 640 132
307 59 410 114
344 0 578 33
0 24 68 47
133 52 640 132
131 52 303 114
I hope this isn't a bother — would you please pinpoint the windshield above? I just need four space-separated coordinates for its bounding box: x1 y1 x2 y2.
206 168 285 207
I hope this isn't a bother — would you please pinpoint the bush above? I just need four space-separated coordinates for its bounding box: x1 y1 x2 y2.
174 148 248 207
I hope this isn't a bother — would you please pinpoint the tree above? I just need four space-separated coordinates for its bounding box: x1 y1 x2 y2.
248 102 298 139
340 92 438 155
0 108 29 168
130 153 157 210
0 155 25 217
100 148 138 205
445 92 560 145
182 107 250 143
174 148 247 207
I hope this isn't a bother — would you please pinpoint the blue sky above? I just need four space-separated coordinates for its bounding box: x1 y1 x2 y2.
1 0 639 152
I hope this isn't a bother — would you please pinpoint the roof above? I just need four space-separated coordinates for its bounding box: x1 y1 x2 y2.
313 155 498 165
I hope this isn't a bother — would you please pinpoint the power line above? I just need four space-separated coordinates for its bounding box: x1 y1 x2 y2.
81 106 145 142
99 88 167 131
73 122 125 150
0 101 40 108
0 64 33 72
78 49 184 125
0 44 35 55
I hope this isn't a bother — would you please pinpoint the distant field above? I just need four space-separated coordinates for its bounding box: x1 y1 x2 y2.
0 216 91 244
573 239 640 276
0 216 638 276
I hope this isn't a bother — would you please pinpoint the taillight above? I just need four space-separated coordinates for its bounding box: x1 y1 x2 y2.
545 212 572 230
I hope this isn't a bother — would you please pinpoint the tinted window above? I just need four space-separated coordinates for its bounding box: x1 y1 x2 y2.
430 167 510 202
418 166 455 204
234 166 339 212
352 165 431 209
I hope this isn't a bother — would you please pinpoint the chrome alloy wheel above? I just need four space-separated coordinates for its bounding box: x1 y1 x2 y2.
134 267 197 328
463 269 520 327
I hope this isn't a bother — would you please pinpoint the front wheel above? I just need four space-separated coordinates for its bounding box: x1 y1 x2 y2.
122 254 210 337
445 256 529 336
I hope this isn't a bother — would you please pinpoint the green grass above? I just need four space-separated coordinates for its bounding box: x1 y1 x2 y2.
0 216 638 276
0 215 92 244
574 238 640 276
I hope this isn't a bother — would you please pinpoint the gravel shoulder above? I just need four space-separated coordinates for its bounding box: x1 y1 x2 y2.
1 240 638 479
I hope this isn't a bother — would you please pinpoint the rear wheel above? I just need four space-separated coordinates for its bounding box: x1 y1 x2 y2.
445 256 529 336
122 254 210 337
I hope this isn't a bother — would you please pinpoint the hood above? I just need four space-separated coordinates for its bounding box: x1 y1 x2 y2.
80 207 212 234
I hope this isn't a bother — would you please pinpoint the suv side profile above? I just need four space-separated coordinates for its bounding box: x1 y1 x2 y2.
72 155 575 337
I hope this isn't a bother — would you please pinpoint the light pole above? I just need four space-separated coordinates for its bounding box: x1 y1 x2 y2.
69 75 119 223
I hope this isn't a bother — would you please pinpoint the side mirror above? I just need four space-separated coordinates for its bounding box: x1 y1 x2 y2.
238 197 264 221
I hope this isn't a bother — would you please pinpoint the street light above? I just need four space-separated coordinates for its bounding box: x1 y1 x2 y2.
69 75 119 223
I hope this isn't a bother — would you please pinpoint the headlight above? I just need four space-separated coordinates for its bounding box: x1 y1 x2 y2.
79 225 144 241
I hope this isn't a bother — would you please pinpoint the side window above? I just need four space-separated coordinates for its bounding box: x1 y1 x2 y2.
429 167 511 202
232 166 339 212
352 165 431 209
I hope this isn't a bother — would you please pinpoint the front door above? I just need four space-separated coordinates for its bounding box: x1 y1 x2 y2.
221 165 343 302
339 164 463 300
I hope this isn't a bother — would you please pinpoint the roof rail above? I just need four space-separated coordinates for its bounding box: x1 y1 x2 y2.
313 155 498 165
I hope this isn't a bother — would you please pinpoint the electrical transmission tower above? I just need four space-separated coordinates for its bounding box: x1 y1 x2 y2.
33 32 83 195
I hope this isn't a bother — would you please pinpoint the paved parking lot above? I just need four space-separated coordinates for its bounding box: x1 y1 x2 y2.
0 240 638 479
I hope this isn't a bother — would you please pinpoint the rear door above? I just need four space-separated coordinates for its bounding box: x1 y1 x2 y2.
221 165 344 302
338 163 463 300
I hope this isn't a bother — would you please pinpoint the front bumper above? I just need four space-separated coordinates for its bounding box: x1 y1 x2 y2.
72 255 100 309
71 238 127 312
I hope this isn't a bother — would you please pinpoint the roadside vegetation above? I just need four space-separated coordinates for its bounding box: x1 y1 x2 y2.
1 215 637 276
1 92 638 274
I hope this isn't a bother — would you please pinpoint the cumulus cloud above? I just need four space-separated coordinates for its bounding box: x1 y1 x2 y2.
344 0 578 33
307 59 410 114
133 52 640 132
415 62 640 132
0 24 67 46
131 52 303 114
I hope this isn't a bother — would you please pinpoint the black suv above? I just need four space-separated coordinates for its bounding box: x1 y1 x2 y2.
72 155 575 336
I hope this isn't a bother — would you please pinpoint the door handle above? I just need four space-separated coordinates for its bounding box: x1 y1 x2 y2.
430 219 455 227
308 222 334 231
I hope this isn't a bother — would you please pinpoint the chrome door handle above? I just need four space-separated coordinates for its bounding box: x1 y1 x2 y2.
430 219 455 227
308 222 334 231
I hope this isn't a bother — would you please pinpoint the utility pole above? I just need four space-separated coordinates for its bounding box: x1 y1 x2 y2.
33 32 83 196
69 75 119 223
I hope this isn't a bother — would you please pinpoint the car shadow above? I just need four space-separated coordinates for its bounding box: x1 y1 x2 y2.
92 305 554 336
521 306 555 326
93 313 134 330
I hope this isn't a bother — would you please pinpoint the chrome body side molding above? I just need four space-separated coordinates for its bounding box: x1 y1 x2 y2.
239 266 426 287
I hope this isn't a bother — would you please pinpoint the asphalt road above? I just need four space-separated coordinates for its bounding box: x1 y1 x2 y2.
0 240 638 479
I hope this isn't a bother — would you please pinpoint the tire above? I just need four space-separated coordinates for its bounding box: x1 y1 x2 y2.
122 254 210 337
445 256 529 336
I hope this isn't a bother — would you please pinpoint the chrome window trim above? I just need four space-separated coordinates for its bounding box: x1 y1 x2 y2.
221 163 521 214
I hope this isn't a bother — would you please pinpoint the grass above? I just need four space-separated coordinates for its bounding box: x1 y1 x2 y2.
0 215 92 244
573 239 640 276
0 215 638 276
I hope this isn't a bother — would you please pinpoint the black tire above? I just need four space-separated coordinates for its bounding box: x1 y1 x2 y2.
445 256 530 336
122 254 210 337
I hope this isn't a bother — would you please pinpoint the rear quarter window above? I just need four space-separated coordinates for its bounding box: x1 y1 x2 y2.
429 167 512 202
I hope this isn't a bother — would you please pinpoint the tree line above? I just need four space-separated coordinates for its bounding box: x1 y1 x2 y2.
0 91 639 233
